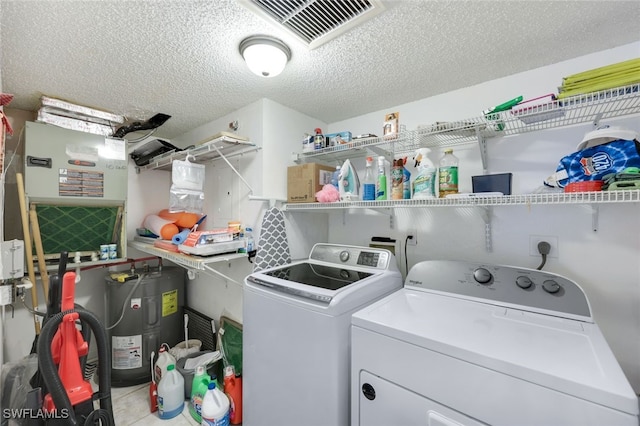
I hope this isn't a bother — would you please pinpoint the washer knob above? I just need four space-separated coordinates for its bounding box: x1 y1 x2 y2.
516 276 533 289
542 279 561 294
473 267 492 284
339 250 350 262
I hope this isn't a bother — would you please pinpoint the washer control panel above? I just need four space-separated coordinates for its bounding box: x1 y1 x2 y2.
405 260 591 319
309 243 392 270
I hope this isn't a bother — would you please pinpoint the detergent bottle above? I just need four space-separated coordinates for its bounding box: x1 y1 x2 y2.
412 148 437 199
189 365 211 423
223 365 243 425
391 158 404 200
439 148 459 197
157 364 184 419
201 382 230 426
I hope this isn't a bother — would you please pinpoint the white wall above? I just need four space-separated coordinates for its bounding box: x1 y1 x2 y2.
154 99 328 325
324 41 640 391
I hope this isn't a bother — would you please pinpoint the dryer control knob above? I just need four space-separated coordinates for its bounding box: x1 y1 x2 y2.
542 279 561 294
473 268 492 284
339 250 350 262
516 276 533 289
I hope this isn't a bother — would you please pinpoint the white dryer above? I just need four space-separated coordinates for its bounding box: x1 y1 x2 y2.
244 243 402 426
351 260 639 426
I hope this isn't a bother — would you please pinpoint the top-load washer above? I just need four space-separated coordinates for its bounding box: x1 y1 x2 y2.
351 260 639 426
244 243 402 426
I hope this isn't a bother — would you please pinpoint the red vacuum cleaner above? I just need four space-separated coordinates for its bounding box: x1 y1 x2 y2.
34 270 114 425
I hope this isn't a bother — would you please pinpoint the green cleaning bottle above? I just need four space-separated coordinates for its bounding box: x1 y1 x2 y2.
189 365 211 423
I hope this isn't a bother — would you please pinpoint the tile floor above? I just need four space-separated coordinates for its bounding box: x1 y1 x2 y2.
110 383 196 425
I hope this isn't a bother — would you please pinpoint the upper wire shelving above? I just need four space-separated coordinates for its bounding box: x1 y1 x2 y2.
293 83 640 165
134 134 260 173
286 83 640 249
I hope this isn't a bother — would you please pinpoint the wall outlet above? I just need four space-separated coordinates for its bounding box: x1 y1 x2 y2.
407 229 418 246
529 235 558 258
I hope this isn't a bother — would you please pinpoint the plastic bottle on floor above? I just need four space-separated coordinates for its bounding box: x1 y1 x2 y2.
157 364 184 420
201 382 230 426
223 365 242 425
189 365 211 423
154 344 176 383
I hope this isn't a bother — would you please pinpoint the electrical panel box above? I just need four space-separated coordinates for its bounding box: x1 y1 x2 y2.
24 121 127 261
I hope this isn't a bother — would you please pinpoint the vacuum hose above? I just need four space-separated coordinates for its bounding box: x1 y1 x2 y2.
37 307 114 426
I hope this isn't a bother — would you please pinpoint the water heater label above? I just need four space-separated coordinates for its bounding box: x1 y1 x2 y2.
112 335 142 369
162 289 178 317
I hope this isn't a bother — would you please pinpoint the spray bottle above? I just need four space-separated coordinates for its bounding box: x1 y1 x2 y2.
376 156 388 200
412 148 437 199
402 158 411 199
314 128 325 150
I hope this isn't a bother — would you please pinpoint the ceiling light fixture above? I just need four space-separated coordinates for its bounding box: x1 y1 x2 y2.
239 35 291 78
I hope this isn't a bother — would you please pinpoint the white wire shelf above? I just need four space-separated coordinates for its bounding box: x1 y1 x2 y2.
135 135 260 172
283 190 640 211
294 83 640 164
128 240 246 270
34 257 129 273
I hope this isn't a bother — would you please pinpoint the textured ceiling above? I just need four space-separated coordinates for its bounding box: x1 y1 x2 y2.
1 0 639 140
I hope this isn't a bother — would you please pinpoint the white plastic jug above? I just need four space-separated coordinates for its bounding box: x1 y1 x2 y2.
157 364 185 419
201 382 230 426
154 344 176 383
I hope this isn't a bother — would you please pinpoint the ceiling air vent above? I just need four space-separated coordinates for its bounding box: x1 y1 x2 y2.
240 0 385 50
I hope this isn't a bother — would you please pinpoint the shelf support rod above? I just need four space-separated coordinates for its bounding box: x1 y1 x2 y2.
202 263 241 286
479 206 493 252
592 112 604 129
248 196 287 208
477 129 488 173
592 204 599 232
212 144 255 196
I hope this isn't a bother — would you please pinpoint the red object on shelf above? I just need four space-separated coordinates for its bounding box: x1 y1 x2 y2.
153 239 180 252
564 180 604 192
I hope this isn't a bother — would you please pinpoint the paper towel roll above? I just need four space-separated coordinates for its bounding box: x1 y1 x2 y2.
172 229 190 245
143 214 179 240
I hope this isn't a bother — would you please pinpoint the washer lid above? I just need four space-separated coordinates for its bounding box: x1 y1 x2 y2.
352 289 638 416
261 261 372 290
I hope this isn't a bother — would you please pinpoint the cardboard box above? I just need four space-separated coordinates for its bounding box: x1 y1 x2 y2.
287 163 335 203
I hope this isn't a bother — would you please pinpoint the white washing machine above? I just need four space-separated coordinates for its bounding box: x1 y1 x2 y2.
243 243 402 426
351 260 639 426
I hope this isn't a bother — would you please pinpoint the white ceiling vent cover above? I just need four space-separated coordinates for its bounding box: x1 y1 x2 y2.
240 0 385 50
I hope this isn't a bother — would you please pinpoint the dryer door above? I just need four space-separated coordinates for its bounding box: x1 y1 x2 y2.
357 371 487 426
